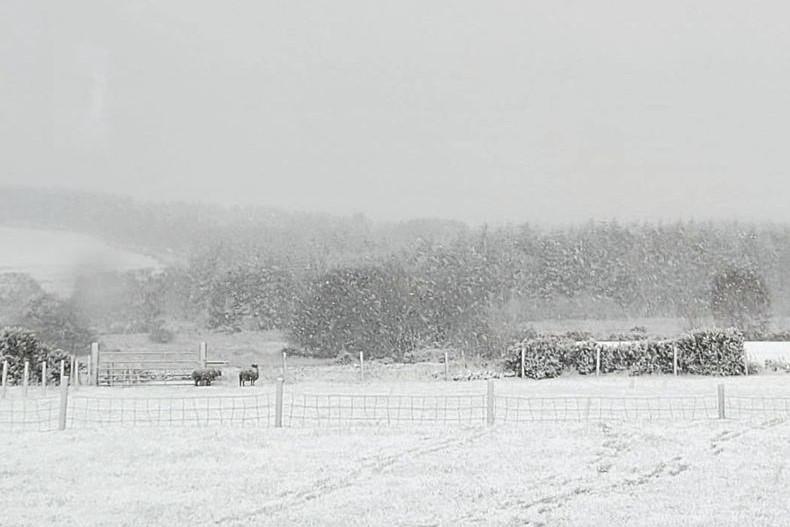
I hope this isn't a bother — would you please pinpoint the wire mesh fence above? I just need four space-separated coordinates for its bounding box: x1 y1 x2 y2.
495 395 719 422
726 395 790 419
287 393 487 427
3 384 790 432
67 393 275 428
0 396 61 432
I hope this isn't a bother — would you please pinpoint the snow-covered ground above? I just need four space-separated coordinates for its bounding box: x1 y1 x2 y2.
745 341 790 363
4 373 790 525
3 416 789 526
0 226 161 295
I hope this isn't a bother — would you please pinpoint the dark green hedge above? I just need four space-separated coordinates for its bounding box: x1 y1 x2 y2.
508 329 745 379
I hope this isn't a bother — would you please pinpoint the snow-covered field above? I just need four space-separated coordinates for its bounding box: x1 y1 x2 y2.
3 374 790 526
0 226 160 295
3 415 789 526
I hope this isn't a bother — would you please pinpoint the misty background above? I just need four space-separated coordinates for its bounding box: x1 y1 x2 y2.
2 1 789 224
1 2 789 359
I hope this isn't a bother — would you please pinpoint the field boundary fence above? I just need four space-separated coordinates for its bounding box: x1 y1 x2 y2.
2 381 790 432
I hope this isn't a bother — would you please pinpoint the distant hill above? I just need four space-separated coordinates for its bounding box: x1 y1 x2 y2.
0 225 162 296
0 186 470 264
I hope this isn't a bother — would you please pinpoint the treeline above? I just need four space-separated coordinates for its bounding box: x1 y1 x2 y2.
5 188 790 357
60 220 790 358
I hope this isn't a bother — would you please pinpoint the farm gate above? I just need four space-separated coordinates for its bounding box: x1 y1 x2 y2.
94 342 208 386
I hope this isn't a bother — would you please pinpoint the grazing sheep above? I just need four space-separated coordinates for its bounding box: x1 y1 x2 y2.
239 364 259 386
192 368 221 386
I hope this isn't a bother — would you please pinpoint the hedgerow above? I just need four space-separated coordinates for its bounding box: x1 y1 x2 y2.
507 329 746 379
0 327 73 384
504 336 569 379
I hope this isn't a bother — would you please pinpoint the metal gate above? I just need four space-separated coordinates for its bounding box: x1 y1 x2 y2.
97 349 201 386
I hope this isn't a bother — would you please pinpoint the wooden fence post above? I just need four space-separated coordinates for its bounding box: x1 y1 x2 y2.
282 351 287 382
1 360 7 399
359 351 364 382
673 345 678 376
23 360 29 397
520 347 526 379
486 380 495 426
42 362 47 393
275 377 284 428
199 342 207 369
717 384 726 419
743 349 749 377
72 356 79 388
595 347 601 377
444 351 449 381
58 375 69 431
90 342 99 386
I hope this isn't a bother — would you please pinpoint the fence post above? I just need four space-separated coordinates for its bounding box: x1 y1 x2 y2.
717 384 726 419
58 375 69 431
1 360 7 399
72 356 79 389
520 347 526 379
743 349 749 377
42 362 47 393
60 359 66 384
444 351 449 381
673 345 678 376
275 377 284 428
199 342 208 369
90 342 99 386
359 351 364 382
282 351 287 382
486 380 495 426
23 360 29 397
595 347 601 377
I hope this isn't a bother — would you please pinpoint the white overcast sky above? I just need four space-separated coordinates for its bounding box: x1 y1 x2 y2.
2 1 789 224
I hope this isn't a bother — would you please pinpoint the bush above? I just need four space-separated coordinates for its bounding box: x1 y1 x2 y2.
711 268 771 335
289 265 421 359
335 350 355 365
505 336 569 379
148 321 175 344
19 294 94 353
764 359 790 373
0 327 72 384
677 328 745 375
571 340 600 375
507 328 746 379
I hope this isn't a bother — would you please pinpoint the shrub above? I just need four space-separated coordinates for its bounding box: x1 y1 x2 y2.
148 321 175 344
335 350 355 365
507 328 746 379
19 294 94 353
764 359 790 373
677 328 745 375
711 268 771 335
569 340 599 375
505 336 569 379
289 265 422 359
0 327 72 384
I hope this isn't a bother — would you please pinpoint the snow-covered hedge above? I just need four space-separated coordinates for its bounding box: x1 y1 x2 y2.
508 329 746 379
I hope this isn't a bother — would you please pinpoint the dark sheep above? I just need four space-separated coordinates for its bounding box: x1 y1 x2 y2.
192 368 221 386
239 364 259 386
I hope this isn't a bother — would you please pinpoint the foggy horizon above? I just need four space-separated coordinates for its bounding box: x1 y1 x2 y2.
4 1 790 224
